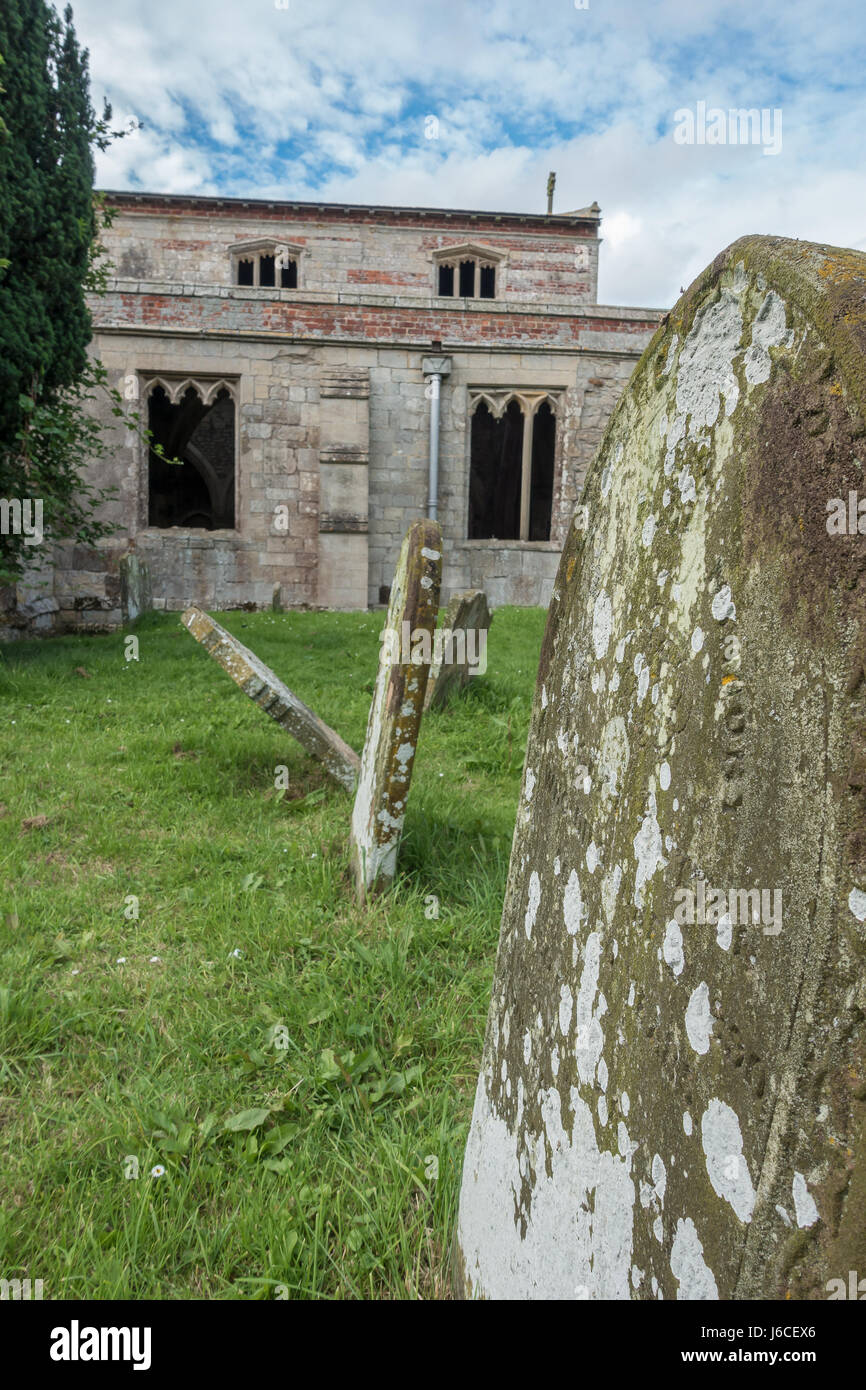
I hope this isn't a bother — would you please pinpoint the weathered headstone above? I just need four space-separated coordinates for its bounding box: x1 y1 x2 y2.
181 605 360 792
423 589 492 710
456 237 866 1300
120 551 152 624
350 519 442 899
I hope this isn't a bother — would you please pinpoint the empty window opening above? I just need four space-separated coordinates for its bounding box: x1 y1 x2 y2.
468 393 557 541
468 399 524 539
438 262 454 296
434 247 500 298
458 259 475 297
233 247 299 289
147 385 236 530
529 399 556 541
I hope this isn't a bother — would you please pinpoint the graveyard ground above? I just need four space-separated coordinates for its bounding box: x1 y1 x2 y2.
0 606 544 1299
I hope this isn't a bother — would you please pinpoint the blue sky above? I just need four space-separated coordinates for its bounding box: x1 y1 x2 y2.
70 0 866 306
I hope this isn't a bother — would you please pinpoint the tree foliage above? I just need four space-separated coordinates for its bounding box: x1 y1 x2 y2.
0 2 137 584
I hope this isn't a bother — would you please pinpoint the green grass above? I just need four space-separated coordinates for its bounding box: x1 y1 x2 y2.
0 605 545 1300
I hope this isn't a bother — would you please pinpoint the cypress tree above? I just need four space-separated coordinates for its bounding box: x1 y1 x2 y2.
0 1 116 583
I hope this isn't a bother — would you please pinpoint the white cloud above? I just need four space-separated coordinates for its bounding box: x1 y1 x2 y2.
66 0 866 306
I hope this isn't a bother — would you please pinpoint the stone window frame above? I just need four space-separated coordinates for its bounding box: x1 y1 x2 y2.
138 373 241 534
229 238 305 289
431 242 506 300
466 387 564 543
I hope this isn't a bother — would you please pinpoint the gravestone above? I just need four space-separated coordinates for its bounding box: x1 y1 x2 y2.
456 237 866 1300
424 589 492 710
181 605 360 792
120 552 152 624
350 519 442 899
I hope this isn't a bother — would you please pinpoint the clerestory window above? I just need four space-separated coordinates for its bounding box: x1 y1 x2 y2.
231 240 301 289
433 243 503 299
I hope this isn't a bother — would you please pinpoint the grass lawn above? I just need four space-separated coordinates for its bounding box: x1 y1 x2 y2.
0 604 545 1300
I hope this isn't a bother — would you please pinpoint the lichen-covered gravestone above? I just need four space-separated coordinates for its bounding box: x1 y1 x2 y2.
456 237 866 1300
181 606 360 792
120 552 151 624
350 519 442 899
424 589 492 710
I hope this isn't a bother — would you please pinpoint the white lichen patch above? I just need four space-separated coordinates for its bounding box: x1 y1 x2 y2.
670 1217 719 1300
652 1154 667 1206
685 982 714 1054
716 912 733 951
711 584 736 622
633 806 666 907
701 1099 756 1222
457 1081 635 1299
662 920 685 977
559 983 574 1037
848 887 866 921
599 716 630 799
575 932 604 1087
592 590 613 660
678 466 697 504
675 287 743 434
563 869 583 936
744 291 791 386
524 871 541 940
792 1172 819 1228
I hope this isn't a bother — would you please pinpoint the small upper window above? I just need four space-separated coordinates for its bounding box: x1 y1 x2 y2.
230 240 302 290
433 243 504 299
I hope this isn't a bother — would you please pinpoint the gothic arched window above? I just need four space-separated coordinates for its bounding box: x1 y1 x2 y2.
144 378 237 530
468 391 558 541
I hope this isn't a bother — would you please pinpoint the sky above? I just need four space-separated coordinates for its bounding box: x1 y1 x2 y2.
70 0 866 309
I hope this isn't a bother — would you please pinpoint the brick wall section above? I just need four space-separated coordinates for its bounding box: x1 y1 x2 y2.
103 289 657 350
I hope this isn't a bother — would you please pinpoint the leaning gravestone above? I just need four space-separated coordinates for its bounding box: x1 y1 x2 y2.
181 606 360 792
456 237 866 1300
424 589 492 710
350 519 442 900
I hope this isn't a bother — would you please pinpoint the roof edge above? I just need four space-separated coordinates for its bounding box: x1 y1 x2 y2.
97 189 601 228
